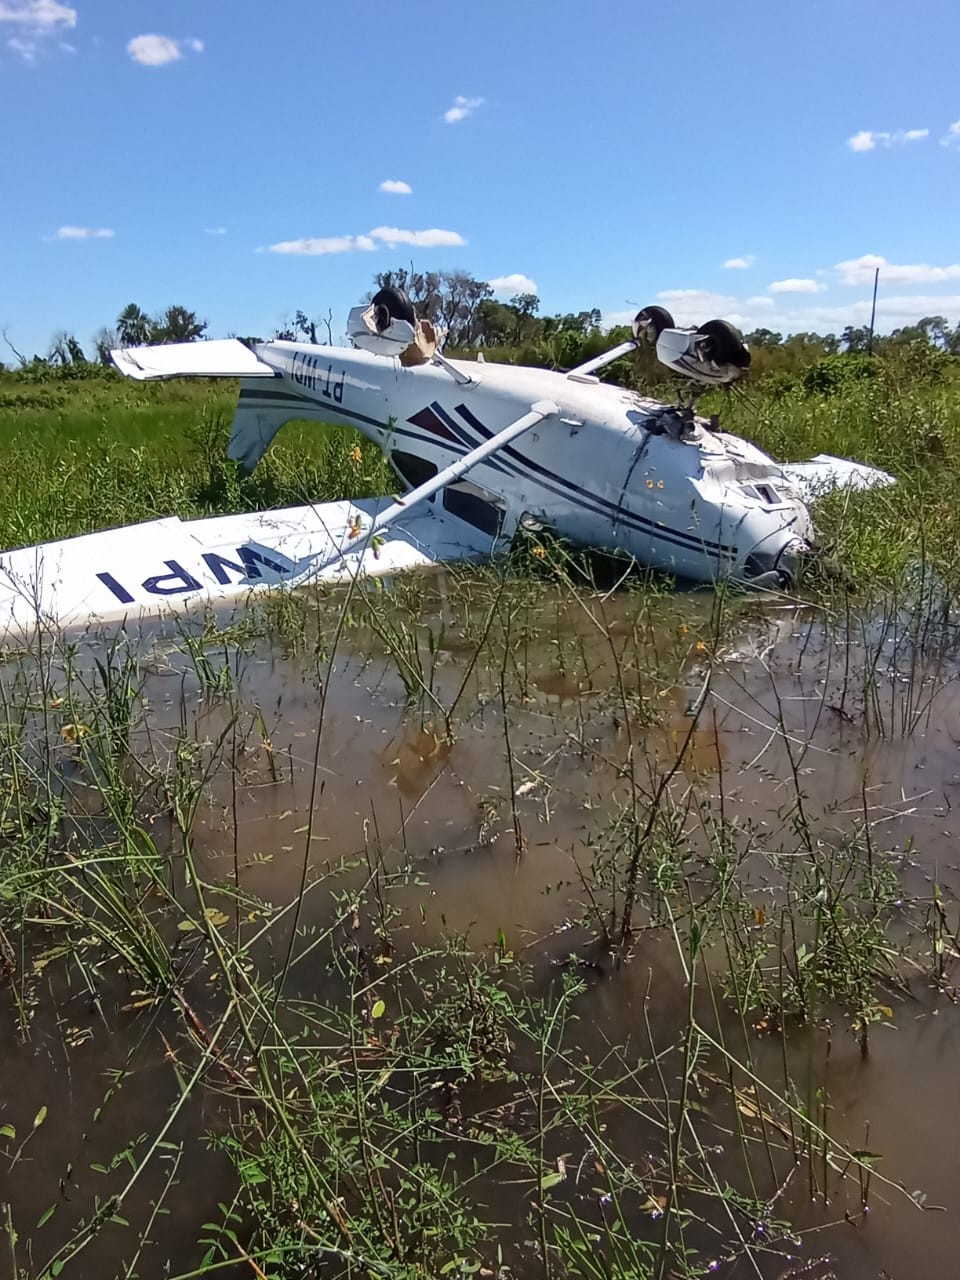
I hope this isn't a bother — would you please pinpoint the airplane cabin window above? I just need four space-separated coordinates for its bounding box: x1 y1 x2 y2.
390 451 438 490
441 483 504 537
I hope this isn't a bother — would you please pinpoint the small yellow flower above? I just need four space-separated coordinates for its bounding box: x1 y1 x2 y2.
61 723 89 744
678 624 689 635
349 445 363 464
646 479 654 489
695 640 707 653
532 545 547 560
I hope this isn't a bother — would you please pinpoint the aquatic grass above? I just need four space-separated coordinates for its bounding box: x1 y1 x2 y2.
5 354 960 1277
1 571 958 1278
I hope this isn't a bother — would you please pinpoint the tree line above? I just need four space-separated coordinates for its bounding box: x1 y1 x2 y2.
1 303 209 373
3 269 959 380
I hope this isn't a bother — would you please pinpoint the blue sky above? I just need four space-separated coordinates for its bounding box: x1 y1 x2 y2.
2 0 959 358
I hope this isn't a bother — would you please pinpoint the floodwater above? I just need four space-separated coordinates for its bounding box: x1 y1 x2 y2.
2 576 960 1278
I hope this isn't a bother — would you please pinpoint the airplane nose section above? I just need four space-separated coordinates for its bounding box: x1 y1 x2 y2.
740 538 806 589
775 539 807 586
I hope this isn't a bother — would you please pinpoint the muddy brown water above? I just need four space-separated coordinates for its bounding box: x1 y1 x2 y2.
2 579 960 1277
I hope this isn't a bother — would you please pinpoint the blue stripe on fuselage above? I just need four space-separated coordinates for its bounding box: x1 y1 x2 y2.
237 387 733 562
452 403 735 559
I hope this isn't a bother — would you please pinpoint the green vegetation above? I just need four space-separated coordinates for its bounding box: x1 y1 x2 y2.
1 570 954 1279
709 345 960 597
3 276 959 605
0 372 391 550
1 273 960 1277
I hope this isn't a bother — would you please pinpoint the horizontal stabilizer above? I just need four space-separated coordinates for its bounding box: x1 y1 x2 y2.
111 339 276 380
779 454 895 500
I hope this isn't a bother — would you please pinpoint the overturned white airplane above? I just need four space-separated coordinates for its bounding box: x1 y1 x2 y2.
0 292 892 637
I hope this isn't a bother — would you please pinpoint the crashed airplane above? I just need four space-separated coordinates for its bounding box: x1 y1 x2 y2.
0 291 892 637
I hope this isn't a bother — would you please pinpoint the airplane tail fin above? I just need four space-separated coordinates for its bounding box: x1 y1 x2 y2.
111 340 338 474
111 338 277 381
227 379 337 473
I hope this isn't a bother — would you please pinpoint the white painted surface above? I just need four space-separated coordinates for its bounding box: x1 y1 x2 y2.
778 454 895 499
110 339 277 380
92 331 898 599
0 501 491 640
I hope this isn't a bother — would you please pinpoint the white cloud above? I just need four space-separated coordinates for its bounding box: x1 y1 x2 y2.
368 226 466 248
489 273 538 297
1 0 75 60
127 34 180 65
604 289 772 331
51 225 115 240
204 226 227 235
769 278 823 294
835 253 960 286
0 0 75 28
127 33 204 66
268 236 370 256
723 255 755 269
444 95 484 124
847 131 875 152
941 120 960 148
379 179 412 195
864 294 960 320
265 225 466 255
605 289 960 338
6 34 34 57
655 289 744 321
780 295 960 331
847 128 929 152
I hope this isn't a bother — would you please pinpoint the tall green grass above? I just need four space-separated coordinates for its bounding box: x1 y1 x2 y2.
707 352 960 595
0 373 391 550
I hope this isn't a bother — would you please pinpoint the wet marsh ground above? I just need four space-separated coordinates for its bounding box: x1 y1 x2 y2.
3 352 960 1277
2 559 960 1280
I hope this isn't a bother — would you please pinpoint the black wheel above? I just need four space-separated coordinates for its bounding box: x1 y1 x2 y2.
632 305 675 343
696 319 751 369
371 286 416 332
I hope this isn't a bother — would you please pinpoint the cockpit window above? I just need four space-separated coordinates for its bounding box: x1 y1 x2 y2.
741 483 781 505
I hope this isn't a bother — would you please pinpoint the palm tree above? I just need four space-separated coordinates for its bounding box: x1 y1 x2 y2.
155 305 207 343
116 303 152 347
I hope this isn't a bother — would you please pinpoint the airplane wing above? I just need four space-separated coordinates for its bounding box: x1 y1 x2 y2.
778 454 895 500
111 338 277 380
0 501 493 639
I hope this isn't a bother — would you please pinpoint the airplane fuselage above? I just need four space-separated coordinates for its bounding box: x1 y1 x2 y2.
229 341 812 587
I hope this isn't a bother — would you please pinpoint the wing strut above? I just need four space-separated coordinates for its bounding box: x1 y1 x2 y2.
322 398 559 570
567 340 638 378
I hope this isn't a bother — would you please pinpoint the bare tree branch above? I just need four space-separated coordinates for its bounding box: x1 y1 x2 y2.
1 327 27 367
